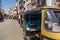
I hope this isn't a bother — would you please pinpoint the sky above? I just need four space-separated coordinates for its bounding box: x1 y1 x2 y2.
1 0 16 14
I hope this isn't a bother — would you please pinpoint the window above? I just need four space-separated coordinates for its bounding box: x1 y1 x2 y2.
38 0 41 5
38 0 45 5
32 2 36 6
27 3 31 10
45 10 60 32
19 0 23 4
32 0 36 6
23 1 25 4
26 0 28 2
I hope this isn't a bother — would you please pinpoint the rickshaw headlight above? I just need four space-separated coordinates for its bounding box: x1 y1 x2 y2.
26 28 30 30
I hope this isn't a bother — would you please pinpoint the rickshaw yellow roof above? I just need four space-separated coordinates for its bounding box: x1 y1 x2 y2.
43 6 60 9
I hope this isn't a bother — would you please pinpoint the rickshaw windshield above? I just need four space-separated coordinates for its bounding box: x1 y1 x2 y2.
25 12 40 21
45 10 60 32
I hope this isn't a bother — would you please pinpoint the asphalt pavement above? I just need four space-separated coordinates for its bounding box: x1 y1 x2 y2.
0 19 24 40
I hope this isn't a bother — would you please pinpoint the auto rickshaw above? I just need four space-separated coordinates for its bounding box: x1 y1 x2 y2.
41 7 60 40
21 7 42 40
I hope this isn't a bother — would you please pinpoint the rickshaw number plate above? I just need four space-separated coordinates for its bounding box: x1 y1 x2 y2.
31 29 36 31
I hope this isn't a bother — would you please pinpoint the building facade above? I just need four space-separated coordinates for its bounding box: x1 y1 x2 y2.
19 0 24 13
18 0 46 12
23 0 32 12
16 0 20 14
9 7 16 19
31 0 46 9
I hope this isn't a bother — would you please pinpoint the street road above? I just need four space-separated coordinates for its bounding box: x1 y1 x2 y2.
0 19 24 40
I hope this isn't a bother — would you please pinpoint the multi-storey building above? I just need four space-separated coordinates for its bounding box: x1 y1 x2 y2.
9 7 16 19
9 7 14 15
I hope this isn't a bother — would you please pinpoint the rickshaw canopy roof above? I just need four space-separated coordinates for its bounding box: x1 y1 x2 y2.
24 7 42 14
24 6 60 15
43 6 60 9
